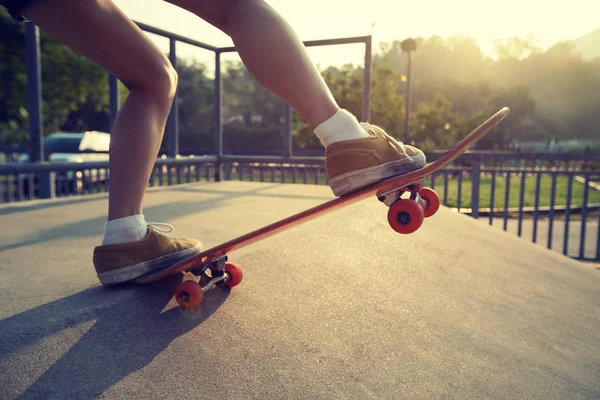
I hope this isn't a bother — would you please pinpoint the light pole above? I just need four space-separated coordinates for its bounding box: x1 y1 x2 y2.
401 38 416 143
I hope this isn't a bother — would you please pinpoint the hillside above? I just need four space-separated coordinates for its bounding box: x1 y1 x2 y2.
573 27 600 61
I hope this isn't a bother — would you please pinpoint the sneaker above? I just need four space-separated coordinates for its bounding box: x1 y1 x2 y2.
93 223 203 285
325 123 426 196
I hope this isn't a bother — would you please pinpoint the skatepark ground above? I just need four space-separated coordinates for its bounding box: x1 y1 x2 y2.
1 181 598 399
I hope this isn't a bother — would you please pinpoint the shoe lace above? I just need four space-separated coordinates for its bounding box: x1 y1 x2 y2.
146 222 173 233
360 122 412 160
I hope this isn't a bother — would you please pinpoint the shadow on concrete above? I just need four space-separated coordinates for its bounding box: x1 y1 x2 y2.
0 193 108 216
0 275 229 399
170 184 334 203
0 182 333 217
0 199 227 253
0 183 333 253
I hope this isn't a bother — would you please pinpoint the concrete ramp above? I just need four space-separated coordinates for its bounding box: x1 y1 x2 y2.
1 182 598 399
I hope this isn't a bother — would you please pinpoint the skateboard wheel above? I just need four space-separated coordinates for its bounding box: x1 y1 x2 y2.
387 199 424 234
175 280 203 310
224 262 243 288
420 187 440 218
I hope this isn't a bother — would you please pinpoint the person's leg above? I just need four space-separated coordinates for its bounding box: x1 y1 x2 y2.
22 0 174 223
17 0 202 284
168 0 340 129
167 0 425 196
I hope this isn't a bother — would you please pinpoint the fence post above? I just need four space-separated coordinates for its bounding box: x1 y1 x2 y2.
39 171 56 199
471 155 481 219
26 23 43 164
214 50 223 181
26 22 55 199
167 38 179 158
362 36 372 122
283 103 292 158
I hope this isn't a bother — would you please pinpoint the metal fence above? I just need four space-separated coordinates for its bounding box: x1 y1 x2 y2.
2 152 598 260
0 149 24 164
2 21 599 262
425 152 600 261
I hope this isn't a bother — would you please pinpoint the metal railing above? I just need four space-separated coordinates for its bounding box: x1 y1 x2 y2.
0 156 218 201
1 152 599 261
422 152 600 261
0 150 23 164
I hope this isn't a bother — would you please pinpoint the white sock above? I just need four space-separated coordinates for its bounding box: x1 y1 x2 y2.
102 214 147 246
314 109 369 147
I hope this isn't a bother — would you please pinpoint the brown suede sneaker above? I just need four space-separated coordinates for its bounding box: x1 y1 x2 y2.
93 224 202 285
325 124 426 196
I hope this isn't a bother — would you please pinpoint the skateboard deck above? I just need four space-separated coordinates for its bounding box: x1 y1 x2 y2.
134 107 510 309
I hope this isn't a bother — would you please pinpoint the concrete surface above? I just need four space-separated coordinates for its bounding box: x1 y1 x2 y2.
0 181 599 400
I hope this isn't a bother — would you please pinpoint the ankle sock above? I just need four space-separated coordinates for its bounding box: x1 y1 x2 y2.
102 214 147 245
314 109 369 147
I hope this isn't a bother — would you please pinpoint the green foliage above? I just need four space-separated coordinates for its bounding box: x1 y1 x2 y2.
0 8 110 137
175 60 214 150
0 9 28 141
0 107 28 146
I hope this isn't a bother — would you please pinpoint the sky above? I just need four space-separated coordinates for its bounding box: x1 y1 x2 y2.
113 0 599 70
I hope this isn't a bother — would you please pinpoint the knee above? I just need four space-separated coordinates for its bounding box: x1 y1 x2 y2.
226 0 265 17
146 57 178 102
124 56 178 105
160 62 178 101
224 0 266 30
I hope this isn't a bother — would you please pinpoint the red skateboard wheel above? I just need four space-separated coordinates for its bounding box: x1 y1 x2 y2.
420 187 440 218
387 199 424 234
175 280 203 310
224 262 243 288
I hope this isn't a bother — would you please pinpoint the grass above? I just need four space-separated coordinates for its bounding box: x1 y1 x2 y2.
429 174 600 209
221 168 600 209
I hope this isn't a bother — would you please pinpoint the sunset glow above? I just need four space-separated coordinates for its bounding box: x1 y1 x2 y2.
113 0 599 67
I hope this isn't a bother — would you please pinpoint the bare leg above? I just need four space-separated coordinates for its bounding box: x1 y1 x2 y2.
167 0 425 199
23 0 177 221
167 0 339 128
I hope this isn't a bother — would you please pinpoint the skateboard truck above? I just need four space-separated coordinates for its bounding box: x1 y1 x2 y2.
376 178 439 234
190 255 230 289
377 179 429 209
175 255 244 310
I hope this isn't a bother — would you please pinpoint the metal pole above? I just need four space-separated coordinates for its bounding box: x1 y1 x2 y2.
25 22 55 198
214 51 223 181
471 156 481 218
167 38 179 158
25 22 43 163
403 51 412 143
283 103 292 158
109 74 120 127
362 36 372 122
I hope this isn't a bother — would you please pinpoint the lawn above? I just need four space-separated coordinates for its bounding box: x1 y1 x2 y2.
428 175 600 209
150 167 600 210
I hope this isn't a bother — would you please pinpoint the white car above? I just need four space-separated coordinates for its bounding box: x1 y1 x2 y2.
19 131 110 163
18 131 111 195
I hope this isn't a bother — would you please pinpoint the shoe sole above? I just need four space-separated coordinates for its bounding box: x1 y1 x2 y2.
328 154 426 196
97 242 203 285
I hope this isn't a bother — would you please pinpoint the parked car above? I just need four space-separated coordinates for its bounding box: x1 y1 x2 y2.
19 131 110 163
17 131 111 196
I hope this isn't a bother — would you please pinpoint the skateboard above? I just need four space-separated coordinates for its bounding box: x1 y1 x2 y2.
134 107 510 310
